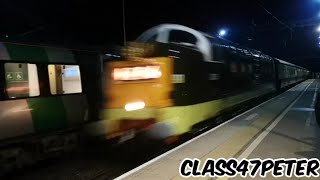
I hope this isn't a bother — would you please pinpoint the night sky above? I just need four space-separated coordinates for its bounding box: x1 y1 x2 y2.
1 0 320 71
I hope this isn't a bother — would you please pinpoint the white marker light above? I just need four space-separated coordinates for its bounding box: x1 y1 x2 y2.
125 101 145 111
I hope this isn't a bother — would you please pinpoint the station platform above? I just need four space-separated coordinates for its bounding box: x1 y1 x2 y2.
114 79 320 180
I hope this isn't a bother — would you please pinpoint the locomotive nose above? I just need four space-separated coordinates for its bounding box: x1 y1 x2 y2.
104 56 174 109
102 55 175 143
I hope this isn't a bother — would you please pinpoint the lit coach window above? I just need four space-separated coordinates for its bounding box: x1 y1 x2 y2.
4 63 40 98
48 64 82 95
112 65 162 81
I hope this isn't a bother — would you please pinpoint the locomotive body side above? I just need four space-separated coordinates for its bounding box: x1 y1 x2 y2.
100 24 279 143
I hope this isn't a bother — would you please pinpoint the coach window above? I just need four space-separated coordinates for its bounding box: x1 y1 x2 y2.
48 64 82 95
248 64 253 73
4 63 40 98
213 44 224 62
241 63 246 72
230 62 237 73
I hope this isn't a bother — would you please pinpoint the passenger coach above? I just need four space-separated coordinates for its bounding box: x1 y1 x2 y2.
0 42 103 171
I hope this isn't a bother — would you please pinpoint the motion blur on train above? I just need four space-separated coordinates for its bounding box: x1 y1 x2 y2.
0 24 311 173
96 24 311 144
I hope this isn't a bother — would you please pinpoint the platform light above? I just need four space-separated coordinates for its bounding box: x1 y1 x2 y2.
218 29 227 37
317 25 320 32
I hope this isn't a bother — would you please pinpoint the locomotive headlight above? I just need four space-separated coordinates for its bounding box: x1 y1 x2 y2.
113 65 161 81
125 101 145 111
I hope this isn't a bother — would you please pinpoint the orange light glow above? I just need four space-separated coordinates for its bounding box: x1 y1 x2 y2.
113 65 161 81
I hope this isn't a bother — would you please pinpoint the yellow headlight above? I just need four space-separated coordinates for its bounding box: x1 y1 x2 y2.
124 101 145 111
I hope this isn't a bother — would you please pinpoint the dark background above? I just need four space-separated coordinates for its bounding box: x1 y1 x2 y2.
1 0 320 71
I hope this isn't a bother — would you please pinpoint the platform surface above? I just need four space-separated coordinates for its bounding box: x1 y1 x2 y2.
114 79 320 180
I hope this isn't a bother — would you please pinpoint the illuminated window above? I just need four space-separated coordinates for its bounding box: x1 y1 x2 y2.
4 63 40 98
48 64 82 95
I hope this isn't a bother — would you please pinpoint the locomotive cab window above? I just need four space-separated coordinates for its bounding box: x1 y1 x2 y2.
4 63 40 98
146 34 158 42
48 64 82 95
169 30 198 48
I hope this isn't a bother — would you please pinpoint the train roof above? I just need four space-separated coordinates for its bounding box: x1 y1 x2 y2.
276 59 296 66
202 32 272 58
137 24 310 71
0 41 101 64
138 24 273 61
0 41 101 53
201 29 308 71
275 58 308 70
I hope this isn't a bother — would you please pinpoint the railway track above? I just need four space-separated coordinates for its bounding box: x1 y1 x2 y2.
3 136 177 180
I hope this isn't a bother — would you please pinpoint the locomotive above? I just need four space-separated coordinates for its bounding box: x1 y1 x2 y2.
99 24 310 144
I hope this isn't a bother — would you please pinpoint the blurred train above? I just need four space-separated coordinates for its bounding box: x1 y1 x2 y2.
98 24 311 144
0 24 311 172
0 42 104 172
